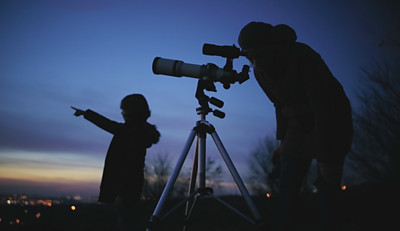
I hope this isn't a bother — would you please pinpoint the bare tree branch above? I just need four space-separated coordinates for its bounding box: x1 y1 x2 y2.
246 135 279 196
142 152 224 199
346 45 400 183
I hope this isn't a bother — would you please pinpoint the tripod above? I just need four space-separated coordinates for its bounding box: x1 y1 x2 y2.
146 80 266 231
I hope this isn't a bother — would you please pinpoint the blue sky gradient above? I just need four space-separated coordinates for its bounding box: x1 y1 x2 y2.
0 0 398 196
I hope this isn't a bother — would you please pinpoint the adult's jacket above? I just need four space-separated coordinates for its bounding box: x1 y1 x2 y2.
254 42 353 163
84 110 160 205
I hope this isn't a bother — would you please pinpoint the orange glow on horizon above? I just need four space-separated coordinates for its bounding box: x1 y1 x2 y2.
342 186 347 190
266 193 271 197
36 213 41 219
0 151 103 186
71 205 76 211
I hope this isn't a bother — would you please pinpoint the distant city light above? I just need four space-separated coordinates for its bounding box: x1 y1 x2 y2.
36 213 41 219
35 199 53 206
342 186 347 190
24 210 28 213
266 193 271 197
71 205 76 211
0 194 98 206
16 219 20 224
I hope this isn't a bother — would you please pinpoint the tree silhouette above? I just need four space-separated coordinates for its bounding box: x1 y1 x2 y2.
346 35 400 184
246 135 279 196
346 61 400 183
247 135 319 196
142 152 175 200
142 152 224 199
205 156 223 193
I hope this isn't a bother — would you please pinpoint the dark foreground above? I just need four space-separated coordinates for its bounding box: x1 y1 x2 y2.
1 183 399 231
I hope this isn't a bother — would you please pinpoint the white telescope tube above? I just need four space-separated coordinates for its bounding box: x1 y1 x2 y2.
152 57 204 79
152 57 230 82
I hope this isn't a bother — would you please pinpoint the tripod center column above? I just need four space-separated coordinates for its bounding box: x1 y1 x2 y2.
197 118 207 190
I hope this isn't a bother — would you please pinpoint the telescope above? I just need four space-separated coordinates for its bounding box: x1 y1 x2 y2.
152 44 250 89
147 44 267 231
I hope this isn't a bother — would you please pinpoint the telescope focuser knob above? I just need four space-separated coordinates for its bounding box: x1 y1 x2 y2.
213 109 225 119
210 97 224 108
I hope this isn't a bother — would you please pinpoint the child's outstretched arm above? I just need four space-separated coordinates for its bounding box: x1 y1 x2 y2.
71 106 85 116
72 106 121 134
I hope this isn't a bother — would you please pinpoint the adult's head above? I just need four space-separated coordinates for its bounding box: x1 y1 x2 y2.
120 94 151 122
238 22 297 50
238 22 297 69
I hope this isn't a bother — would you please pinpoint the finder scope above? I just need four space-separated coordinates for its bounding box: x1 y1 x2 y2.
202 43 247 59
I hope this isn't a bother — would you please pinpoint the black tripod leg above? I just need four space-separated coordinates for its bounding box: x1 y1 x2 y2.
183 193 201 231
147 129 197 231
210 131 265 228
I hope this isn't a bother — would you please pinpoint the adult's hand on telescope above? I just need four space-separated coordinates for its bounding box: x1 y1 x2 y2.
71 106 85 117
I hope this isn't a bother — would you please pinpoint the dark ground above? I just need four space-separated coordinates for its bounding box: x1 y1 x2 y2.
1 181 399 231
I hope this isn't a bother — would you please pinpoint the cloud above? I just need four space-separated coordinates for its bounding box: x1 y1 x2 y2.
39 0 123 12
0 109 109 155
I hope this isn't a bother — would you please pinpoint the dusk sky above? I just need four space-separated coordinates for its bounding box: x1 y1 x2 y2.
0 0 398 197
